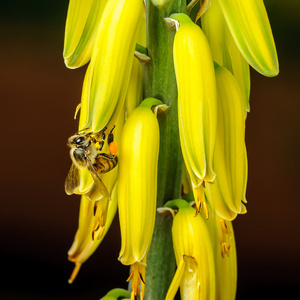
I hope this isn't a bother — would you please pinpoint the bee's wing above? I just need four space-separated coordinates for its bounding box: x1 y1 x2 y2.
86 158 110 199
65 163 80 195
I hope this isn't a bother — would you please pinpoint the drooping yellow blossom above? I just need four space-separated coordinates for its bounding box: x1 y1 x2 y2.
201 0 250 112
205 63 247 221
199 202 238 300
164 199 216 300
217 0 279 76
67 184 118 283
85 0 144 133
63 0 108 68
170 13 217 216
118 98 162 300
162 197 237 300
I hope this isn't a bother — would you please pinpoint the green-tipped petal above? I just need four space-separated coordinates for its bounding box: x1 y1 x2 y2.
201 0 250 111
217 0 279 76
206 63 247 221
63 0 108 68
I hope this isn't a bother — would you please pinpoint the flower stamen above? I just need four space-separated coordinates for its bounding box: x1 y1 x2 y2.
68 262 82 284
126 262 146 300
220 219 232 258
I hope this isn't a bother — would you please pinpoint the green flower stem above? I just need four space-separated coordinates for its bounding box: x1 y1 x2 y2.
143 1 186 299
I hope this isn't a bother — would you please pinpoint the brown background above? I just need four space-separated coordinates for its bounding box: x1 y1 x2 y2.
0 1 299 299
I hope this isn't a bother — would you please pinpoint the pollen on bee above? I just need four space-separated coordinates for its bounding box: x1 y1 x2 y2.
109 141 118 155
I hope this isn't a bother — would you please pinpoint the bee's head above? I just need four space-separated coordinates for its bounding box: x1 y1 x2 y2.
67 133 91 149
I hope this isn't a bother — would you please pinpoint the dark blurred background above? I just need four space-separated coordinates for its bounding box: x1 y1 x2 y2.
0 1 299 299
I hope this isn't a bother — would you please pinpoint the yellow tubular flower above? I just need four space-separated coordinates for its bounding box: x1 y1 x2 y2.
66 106 124 284
118 98 162 300
201 0 250 112
63 0 108 68
67 184 118 284
217 0 279 77
215 221 237 300
86 0 143 133
164 200 215 300
205 63 247 221
171 13 217 215
199 204 237 300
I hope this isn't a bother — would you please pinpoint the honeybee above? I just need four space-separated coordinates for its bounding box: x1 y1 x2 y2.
65 126 118 198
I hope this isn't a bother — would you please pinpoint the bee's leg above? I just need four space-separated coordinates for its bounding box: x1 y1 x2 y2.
108 125 116 145
107 126 118 155
97 126 107 151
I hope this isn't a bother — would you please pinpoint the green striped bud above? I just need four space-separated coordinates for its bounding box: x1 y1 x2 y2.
63 0 108 68
171 13 217 214
202 0 250 112
217 0 279 76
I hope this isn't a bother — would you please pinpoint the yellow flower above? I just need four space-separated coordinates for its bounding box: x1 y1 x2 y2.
118 98 162 300
164 200 216 300
84 0 144 133
63 0 108 68
200 204 238 300
170 13 217 216
201 0 250 112
217 0 279 76
205 63 247 221
68 185 118 283
163 198 237 300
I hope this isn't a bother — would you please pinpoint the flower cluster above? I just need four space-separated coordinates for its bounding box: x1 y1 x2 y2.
63 0 278 299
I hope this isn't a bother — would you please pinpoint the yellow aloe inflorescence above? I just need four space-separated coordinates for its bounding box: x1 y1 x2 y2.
62 0 279 299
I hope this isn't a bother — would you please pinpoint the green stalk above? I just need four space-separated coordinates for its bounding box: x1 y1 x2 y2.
143 1 187 299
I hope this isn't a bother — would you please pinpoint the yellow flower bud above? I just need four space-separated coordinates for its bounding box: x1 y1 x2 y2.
201 0 250 112
164 200 216 300
63 0 108 68
67 184 118 283
86 0 144 132
118 98 162 299
171 13 217 214
217 0 279 76
205 63 247 221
